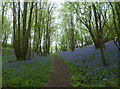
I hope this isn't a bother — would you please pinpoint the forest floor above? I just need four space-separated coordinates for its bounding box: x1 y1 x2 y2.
2 41 118 87
56 41 118 87
44 55 72 87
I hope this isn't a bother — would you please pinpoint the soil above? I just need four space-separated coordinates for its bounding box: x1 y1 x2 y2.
44 55 72 87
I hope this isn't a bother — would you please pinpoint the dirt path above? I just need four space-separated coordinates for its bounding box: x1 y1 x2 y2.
44 55 72 87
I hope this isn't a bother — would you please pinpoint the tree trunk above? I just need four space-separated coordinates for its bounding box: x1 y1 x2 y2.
92 3 107 66
22 2 28 60
17 2 22 60
56 44 58 53
100 44 107 66
13 2 20 61
70 12 75 51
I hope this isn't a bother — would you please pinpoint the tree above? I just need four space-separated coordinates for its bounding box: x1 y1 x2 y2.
60 2 109 66
110 2 120 45
59 3 75 51
92 3 108 66
12 2 34 60
1 3 11 45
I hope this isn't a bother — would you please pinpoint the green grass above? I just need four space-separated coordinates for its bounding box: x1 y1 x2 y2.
2 47 54 87
56 55 118 87
2 47 16 63
2 55 54 87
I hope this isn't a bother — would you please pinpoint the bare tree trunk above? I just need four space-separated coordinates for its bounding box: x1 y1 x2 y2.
17 2 22 60
13 2 20 60
22 2 28 60
115 3 120 45
92 3 107 66
70 12 75 51
55 44 58 53
27 2 34 60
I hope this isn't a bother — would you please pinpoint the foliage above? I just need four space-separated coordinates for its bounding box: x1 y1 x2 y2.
1 1 120 87
0 15 11 43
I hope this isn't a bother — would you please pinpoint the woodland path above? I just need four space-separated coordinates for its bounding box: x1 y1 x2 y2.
44 55 72 87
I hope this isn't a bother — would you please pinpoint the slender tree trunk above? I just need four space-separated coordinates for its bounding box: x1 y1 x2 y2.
22 2 28 60
13 2 19 60
92 3 107 66
70 12 75 51
17 2 22 60
38 2 43 56
115 3 120 45
2 3 5 45
2 3 4 31
55 44 57 53
27 2 34 59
